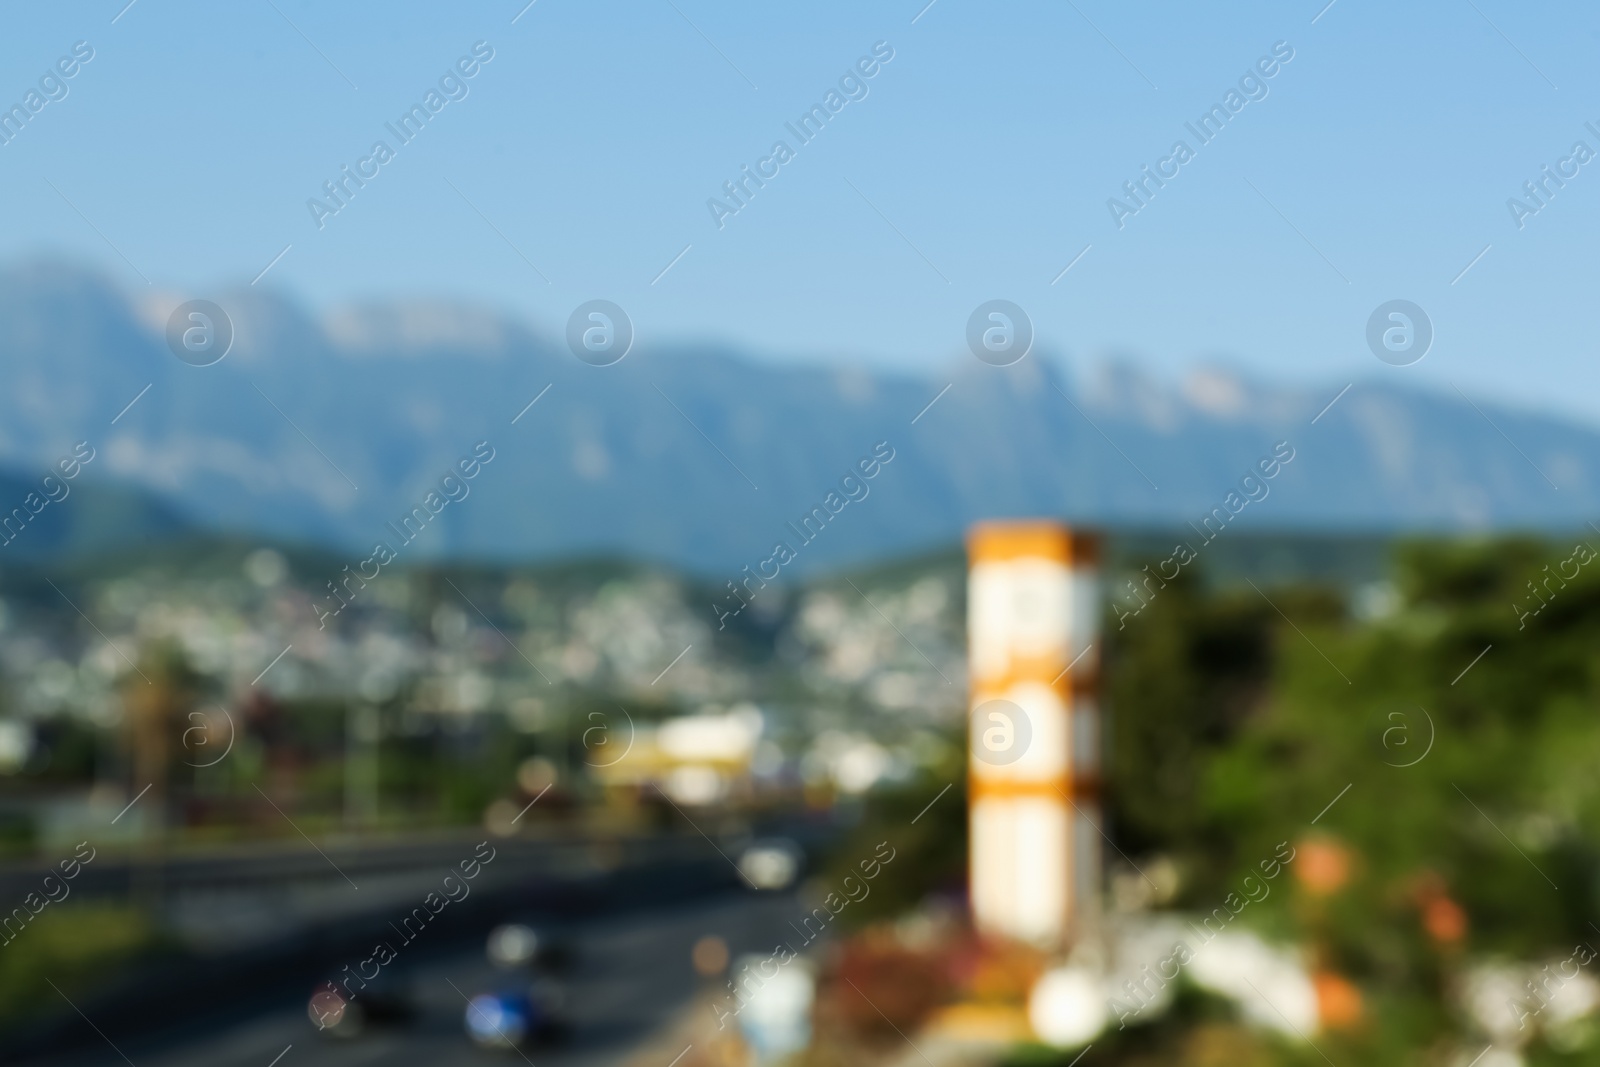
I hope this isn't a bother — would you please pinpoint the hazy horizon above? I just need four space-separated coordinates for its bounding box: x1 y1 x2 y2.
11 252 1600 444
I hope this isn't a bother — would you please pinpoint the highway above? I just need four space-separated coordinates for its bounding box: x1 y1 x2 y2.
24 888 802 1067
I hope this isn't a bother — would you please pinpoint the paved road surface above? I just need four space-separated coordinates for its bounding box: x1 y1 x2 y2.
29 890 801 1067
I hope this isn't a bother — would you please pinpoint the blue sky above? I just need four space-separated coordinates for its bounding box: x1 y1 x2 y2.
3 0 1599 422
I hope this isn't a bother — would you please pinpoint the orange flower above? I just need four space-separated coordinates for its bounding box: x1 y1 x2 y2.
1294 838 1351 896
1313 971 1363 1030
1420 892 1467 944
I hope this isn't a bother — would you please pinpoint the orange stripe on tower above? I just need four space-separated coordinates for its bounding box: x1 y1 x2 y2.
967 521 1101 566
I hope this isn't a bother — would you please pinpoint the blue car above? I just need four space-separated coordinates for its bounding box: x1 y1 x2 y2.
464 983 565 1049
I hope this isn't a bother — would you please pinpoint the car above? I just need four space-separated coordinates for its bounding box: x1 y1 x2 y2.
307 967 416 1037
487 921 576 973
464 980 568 1049
737 838 803 890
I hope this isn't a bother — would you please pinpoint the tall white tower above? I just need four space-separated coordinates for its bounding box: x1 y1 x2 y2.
967 522 1102 948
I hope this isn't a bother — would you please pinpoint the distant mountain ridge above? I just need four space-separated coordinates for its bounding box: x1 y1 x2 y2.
0 465 191 564
0 260 1593 575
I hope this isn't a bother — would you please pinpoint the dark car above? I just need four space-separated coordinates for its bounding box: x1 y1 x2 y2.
307 967 417 1037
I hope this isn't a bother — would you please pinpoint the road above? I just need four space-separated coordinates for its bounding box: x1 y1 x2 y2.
28 889 801 1067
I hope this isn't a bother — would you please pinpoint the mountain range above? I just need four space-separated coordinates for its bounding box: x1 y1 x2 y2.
0 260 1592 576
